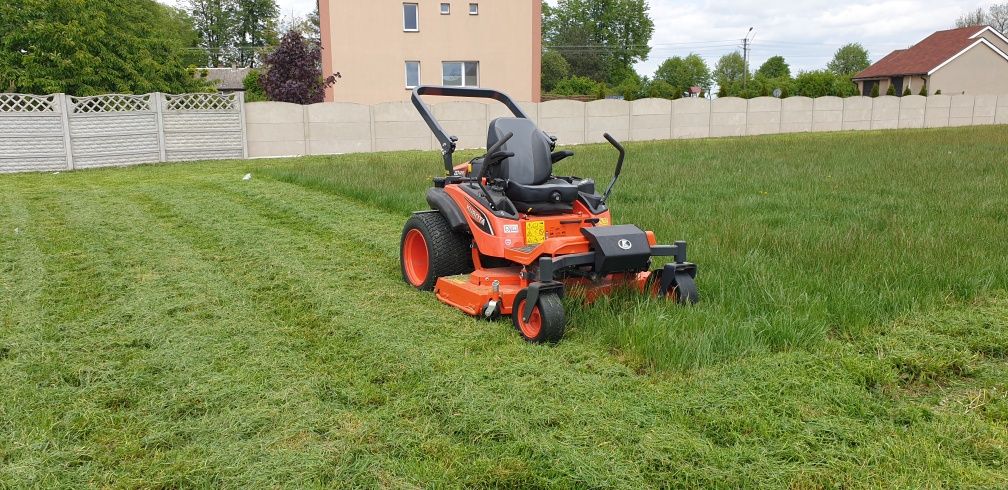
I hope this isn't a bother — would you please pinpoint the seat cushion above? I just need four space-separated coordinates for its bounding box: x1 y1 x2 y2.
506 177 580 205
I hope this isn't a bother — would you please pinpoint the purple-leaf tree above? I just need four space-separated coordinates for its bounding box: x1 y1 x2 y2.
260 29 340 104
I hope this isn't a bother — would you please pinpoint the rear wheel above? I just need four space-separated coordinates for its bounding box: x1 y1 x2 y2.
512 289 566 343
400 212 473 290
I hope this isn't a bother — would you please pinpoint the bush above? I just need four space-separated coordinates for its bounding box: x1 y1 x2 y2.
541 50 571 93
551 76 604 96
870 84 880 97
645 79 677 99
902 86 912 96
243 69 267 102
935 89 942 95
886 84 896 96
919 84 928 96
614 74 644 101
792 70 840 98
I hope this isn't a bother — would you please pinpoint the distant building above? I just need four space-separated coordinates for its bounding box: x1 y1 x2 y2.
201 67 251 94
853 25 1008 96
318 1 542 103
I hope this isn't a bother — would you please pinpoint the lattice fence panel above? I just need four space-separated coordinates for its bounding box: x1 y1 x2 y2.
0 94 57 113
70 94 152 114
164 93 238 112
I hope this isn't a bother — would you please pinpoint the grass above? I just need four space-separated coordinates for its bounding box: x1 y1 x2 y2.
0 126 1006 487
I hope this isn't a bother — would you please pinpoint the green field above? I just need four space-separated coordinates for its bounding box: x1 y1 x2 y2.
2 127 1007 487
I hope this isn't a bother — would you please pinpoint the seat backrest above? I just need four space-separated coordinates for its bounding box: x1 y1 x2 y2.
487 117 552 185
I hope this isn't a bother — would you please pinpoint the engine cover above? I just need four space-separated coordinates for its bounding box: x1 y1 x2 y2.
581 225 651 275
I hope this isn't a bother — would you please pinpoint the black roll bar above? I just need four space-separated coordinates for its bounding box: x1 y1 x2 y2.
411 86 532 173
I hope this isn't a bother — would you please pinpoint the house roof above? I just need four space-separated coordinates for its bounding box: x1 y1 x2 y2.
853 25 998 79
201 67 252 91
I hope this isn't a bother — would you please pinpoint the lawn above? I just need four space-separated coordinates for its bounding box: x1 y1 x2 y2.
1 126 1007 487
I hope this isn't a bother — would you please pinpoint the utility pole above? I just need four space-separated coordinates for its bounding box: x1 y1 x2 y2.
742 27 754 89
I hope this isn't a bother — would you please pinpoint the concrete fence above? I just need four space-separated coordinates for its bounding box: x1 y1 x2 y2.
0 92 246 173
2 93 1007 173
244 94 1008 159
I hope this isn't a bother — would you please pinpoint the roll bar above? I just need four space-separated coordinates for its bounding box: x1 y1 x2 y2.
411 86 533 173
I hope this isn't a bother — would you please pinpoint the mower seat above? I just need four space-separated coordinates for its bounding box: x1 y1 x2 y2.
487 117 588 211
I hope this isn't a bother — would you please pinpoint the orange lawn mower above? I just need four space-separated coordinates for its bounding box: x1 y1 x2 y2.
400 86 699 343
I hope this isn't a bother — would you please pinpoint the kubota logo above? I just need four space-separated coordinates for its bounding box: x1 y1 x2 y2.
617 239 632 250
466 204 485 226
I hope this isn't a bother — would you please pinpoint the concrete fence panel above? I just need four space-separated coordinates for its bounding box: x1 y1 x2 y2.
842 97 873 130
812 97 843 132
780 97 813 133
67 94 161 169
306 102 372 155
925 95 951 128
431 101 487 151
898 95 926 128
161 93 245 162
972 95 997 125
539 100 586 145
949 95 975 126
710 97 747 137
671 98 710 139
629 98 672 141
747 97 781 135
0 94 69 173
487 101 539 126
997 96 1008 124
871 96 900 130
586 99 630 143
372 101 431 152
245 102 306 157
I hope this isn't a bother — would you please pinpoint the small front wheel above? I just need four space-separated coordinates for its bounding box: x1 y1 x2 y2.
512 289 566 343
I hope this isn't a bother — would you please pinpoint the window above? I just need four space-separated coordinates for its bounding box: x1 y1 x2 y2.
405 61 421 88
442 61 478 87
469 3 478 15
403 3 418 31
440 2 450 14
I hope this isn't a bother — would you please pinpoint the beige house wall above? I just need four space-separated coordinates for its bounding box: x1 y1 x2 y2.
929 42 1008 95
320 0 541 105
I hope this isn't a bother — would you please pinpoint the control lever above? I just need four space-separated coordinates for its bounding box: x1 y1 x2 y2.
475 132 513 210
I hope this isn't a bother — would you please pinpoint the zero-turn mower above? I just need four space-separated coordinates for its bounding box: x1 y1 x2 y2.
400 86 698 343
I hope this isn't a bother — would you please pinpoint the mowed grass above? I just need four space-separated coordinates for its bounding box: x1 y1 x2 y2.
268 125 1008 370
0 126 1005 487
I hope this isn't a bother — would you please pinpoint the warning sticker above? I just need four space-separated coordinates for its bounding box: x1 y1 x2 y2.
525 221 545 244
598 217 610 227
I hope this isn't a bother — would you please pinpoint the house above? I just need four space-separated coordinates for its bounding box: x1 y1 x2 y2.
318 1 542 103
201 67 252 94
853 25 1008 96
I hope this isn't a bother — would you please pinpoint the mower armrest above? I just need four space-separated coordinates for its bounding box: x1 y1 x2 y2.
551 151 574 164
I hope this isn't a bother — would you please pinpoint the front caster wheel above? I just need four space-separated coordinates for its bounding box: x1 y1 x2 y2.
646 269 700 305
512 289 566 343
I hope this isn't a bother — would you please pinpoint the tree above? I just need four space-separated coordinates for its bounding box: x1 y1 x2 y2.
919 83 928 96
828 43 870 75
713 51 746 96
902 86 911 96
541 50 571 92
644 79 677 99
551 76 603 96
653 54 711 98
756 55 790 79
188 0 236 67
870 83 879 97
791 70 855 98
261 29 338 104
956 7 987 27
542 0 655 84
243 69 267 101
0 0 209 95
234 0 279 67
989 4 1008 35
886 83 896 96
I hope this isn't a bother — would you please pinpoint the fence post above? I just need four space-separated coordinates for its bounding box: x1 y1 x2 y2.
153 93 167 162
56 94 75 170
237 92 249 159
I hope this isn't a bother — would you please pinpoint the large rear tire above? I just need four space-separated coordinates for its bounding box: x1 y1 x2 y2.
400 212 473 290
512 290 566 343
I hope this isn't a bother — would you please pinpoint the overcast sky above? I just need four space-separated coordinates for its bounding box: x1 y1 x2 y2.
198 0 990 75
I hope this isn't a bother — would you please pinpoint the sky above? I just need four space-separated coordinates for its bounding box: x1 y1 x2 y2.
182 0 990 76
